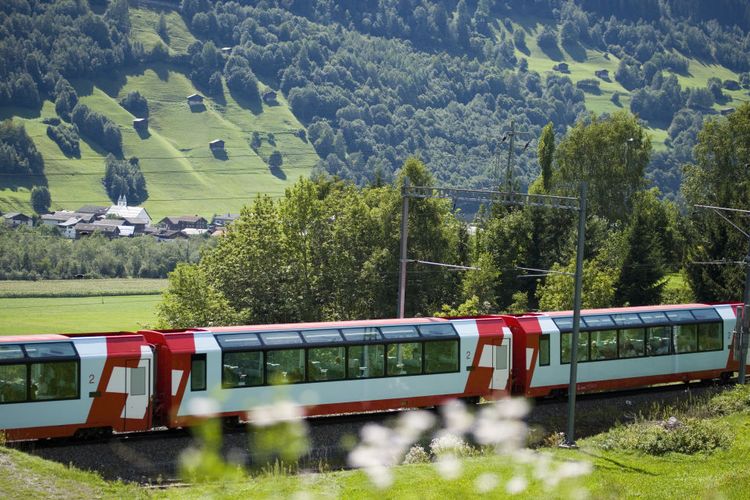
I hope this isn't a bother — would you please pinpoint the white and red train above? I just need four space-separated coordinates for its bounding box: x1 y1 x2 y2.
0 303 746 441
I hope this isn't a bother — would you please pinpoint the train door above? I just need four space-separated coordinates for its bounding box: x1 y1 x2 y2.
124 359 151 431
492 338 511 390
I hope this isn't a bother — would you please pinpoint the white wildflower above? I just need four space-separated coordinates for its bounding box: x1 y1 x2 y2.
396 410 436 441
434 454 462 480
474 473 500 493
186 396 219 417
430 433 471 457
544 460 593 488
506 475 528 495
248 400 304 427
441 399 474 436
365 464 393 490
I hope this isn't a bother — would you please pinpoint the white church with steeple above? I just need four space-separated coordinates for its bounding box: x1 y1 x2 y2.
105 194 151 225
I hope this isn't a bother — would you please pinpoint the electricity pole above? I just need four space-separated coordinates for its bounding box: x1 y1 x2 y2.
695 204 750 383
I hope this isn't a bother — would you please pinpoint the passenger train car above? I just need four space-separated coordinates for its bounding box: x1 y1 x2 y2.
0 303 746 442
507 303 744 397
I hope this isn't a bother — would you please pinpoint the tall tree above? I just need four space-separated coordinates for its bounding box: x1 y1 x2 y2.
552 110 651 223
30 186 51 214
538 122 555 192
682 102 750 301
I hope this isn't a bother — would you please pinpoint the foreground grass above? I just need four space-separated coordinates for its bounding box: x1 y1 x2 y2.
0 295 160 334
0 279 167 298
1 412 749 498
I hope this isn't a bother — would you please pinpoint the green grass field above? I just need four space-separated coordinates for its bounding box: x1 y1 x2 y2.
0 295 160 334
0 278 167 298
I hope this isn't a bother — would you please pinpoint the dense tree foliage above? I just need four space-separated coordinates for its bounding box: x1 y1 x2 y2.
71 104 123 155
30 186 51 214
0 225 211 280
120 91 149 118
46 122 80 158
683 102 750 301
103 155 148 205
0 120 43 176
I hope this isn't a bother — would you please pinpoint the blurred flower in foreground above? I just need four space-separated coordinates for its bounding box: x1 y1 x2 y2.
248 400 309 464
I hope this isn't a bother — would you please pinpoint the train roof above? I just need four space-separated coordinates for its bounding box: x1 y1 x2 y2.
542 303 736 317
206 316 456 333
0 334 70 343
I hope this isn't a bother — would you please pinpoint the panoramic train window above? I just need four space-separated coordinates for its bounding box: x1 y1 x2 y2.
424 340 458 374
0 344 24 360
341 327 381 342
261 332 303 346
418 324 457 337
619 328 646 358
698 323 723 351
267 349 305 384
665 310 695 323
381 326 420 340
387 343 423 375
691 308 720 321
347 345 384 378
24 342 77 358
308 346 345 381
583 315 615 329
0 364 27 403
539 335 550 366
561 332 590 363
223 351 263 388
30 361 78 400
647 326 672 355
590 330 617 360
302 329 343 344
191 354 207 391
216 333 261 350
612 313 642 327
674 324 698 353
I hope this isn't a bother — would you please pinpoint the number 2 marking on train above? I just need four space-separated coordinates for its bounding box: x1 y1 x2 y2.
89 374 95 384
466 351 471 360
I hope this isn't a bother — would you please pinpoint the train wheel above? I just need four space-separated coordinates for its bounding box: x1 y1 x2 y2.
720 372 733 384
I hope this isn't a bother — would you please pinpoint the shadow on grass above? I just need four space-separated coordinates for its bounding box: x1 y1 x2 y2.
135 128 151 140
0 172 46 192
270 165 287 180
229 88 263 115
211 149 228 161
0 106 41 121
189 103 207 113
578 450 657 476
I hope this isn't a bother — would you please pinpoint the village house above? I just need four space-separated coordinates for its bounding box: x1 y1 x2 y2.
133 118 148 131
2 213 32 228
158 216 209 231
105 195 151 226
74 223 120 239
76 205 109 218
262 90 278 105
187 93 204 107
209 139 225 151
211 213 240 227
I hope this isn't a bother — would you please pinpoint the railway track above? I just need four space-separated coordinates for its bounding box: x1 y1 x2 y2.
9 380 730 484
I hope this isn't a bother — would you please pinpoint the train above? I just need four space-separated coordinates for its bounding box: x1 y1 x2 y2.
0 302 746 442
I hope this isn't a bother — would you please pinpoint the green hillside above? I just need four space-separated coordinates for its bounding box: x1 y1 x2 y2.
0 8 315 220
499 17 749 150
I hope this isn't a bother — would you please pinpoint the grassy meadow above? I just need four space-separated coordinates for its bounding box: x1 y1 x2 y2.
0 295 161 335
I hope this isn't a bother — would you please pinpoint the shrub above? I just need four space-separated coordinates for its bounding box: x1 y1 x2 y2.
429 433 475 458
707 385 750 416
402 445 430 464
593 417 732 455
46 122 80 157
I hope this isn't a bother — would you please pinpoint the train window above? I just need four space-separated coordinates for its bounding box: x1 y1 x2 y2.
560 332 590 363
698 323 723 352
308 346 345 381
261 332 303 346
590 330 617 360
674 324 698 353
0 344 24 360
424 340 459 374
539 335 550 366
618 328 646 358
24 342 76 359
638 311 668 325
665 310 695 324
553 317 573 331
347 345 384 378
691 309 720 321
418 324 457 337
216 333 261 350
583 316 615 329
267 349 305 384
130 367 146 396
380 326 420 340
191 354 207 391
341 328 381 342
30 361 78 400
612 313 642 327
0 364 27 403
647 326 672 355
387 343 423 375
302 330 343 344
223 351 263 388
